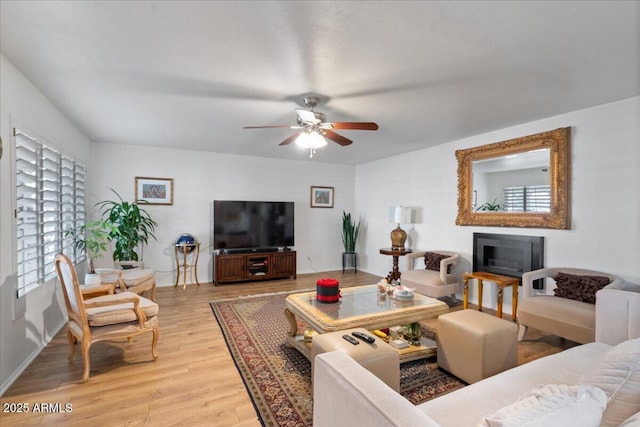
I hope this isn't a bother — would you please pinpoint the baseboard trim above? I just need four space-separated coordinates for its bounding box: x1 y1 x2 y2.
0 319 65 396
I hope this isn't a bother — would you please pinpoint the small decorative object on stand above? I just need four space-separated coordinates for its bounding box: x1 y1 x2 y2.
174 233 200 290
175 233 197 252
316 278 340 303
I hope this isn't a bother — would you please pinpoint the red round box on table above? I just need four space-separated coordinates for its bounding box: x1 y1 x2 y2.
316 278 340 303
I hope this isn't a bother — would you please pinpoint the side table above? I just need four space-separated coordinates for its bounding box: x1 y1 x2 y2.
463 272 520 321
174 242 201 290
379 248 412 282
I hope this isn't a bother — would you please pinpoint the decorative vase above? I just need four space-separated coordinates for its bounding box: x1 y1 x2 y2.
84 273 102 287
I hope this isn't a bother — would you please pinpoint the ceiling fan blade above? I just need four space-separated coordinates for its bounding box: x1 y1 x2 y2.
323 130 353 146
329 122 379 131
279 131 303 146
243 125 294 129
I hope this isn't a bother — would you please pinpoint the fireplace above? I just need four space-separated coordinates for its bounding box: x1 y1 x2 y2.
473 233 544 288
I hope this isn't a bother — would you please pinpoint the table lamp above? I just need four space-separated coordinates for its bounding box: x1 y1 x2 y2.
389 206 412 250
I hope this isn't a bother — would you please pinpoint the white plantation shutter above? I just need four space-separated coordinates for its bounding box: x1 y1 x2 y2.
525 185 551 212
41 145 60 283
16 133 40 296
503 185 551 212
14 129 86 298
503 187 525 211
60 156 86 263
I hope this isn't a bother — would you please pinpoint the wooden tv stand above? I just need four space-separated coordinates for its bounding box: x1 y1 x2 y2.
214 250 297 284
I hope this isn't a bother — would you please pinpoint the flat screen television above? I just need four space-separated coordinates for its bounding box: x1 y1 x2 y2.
213 200 294 251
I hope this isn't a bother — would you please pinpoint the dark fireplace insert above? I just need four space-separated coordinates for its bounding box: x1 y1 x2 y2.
473 233 544 288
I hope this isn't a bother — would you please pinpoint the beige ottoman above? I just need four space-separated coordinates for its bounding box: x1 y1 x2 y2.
437 309 518 384
311 327 400 392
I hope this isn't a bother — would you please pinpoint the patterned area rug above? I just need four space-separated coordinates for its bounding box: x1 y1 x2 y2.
210 291 465 427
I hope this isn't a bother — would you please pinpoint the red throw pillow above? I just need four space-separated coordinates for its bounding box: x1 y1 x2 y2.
424 252 452 274
553 272 610 304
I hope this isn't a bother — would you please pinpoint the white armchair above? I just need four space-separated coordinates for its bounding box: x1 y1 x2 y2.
401 251 460 299
517 267 625 344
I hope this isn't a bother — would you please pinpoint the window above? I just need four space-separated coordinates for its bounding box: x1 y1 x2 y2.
15 129 86 298
503 185 551 212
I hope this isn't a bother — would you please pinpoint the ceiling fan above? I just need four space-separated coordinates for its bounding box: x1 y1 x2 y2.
243 96 378 157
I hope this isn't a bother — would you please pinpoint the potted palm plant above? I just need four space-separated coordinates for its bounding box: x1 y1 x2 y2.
66 220 116 286
341 211 361 272
403 322 422 346
97 189 158 263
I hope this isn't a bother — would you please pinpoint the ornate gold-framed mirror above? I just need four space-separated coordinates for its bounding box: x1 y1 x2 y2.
456 127 571 229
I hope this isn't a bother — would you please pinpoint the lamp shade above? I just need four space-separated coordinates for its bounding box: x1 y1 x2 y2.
389 206 412 224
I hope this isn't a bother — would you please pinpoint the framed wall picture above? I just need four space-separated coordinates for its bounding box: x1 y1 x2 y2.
135 177 174 205
310 186 334 208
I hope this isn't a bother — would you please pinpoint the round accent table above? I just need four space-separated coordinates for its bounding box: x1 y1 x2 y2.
379 247 412 282
174 241 201 290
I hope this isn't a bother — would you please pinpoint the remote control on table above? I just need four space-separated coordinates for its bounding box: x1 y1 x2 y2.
342 334 360 345
352 331 375 344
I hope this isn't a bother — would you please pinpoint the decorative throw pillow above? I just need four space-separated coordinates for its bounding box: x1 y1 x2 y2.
424 252 451 273
480 384 606 427
579 337 640 427
553 272 610 304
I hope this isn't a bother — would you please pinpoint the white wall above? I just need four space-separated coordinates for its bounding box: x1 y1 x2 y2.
0 54 93 394
89 144 356 285
356 96 640 312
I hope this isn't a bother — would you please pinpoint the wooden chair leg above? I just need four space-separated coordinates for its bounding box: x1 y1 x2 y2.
67 329 76 362
151 328 159 360
81 339 91 382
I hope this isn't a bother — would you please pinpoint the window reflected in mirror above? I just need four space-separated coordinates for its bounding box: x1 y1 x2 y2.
473 148 551 213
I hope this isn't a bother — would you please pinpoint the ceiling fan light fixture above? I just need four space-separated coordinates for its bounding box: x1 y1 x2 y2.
295 130 327 149
244 95 377 155
295 129 327 158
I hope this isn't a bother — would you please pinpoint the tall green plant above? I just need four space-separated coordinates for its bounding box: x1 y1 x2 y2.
342 211 361 254
66 220 117 273
97 189 158 262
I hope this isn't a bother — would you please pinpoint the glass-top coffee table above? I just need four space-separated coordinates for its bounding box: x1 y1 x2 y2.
284 284 449 362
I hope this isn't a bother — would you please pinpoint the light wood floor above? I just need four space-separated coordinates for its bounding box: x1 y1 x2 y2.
0 270 576 426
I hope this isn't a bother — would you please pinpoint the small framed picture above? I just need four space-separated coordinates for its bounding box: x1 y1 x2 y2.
135 177 174 205
310 186 334 208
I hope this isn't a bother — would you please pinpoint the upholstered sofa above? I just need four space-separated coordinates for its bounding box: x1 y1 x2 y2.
518 267 625 344
313 288 640 427
401 251 460 298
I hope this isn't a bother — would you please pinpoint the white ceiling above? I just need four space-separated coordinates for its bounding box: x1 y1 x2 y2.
1 1 638 165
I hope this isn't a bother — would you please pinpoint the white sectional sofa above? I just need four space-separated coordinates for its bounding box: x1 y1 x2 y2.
313 288 640 427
